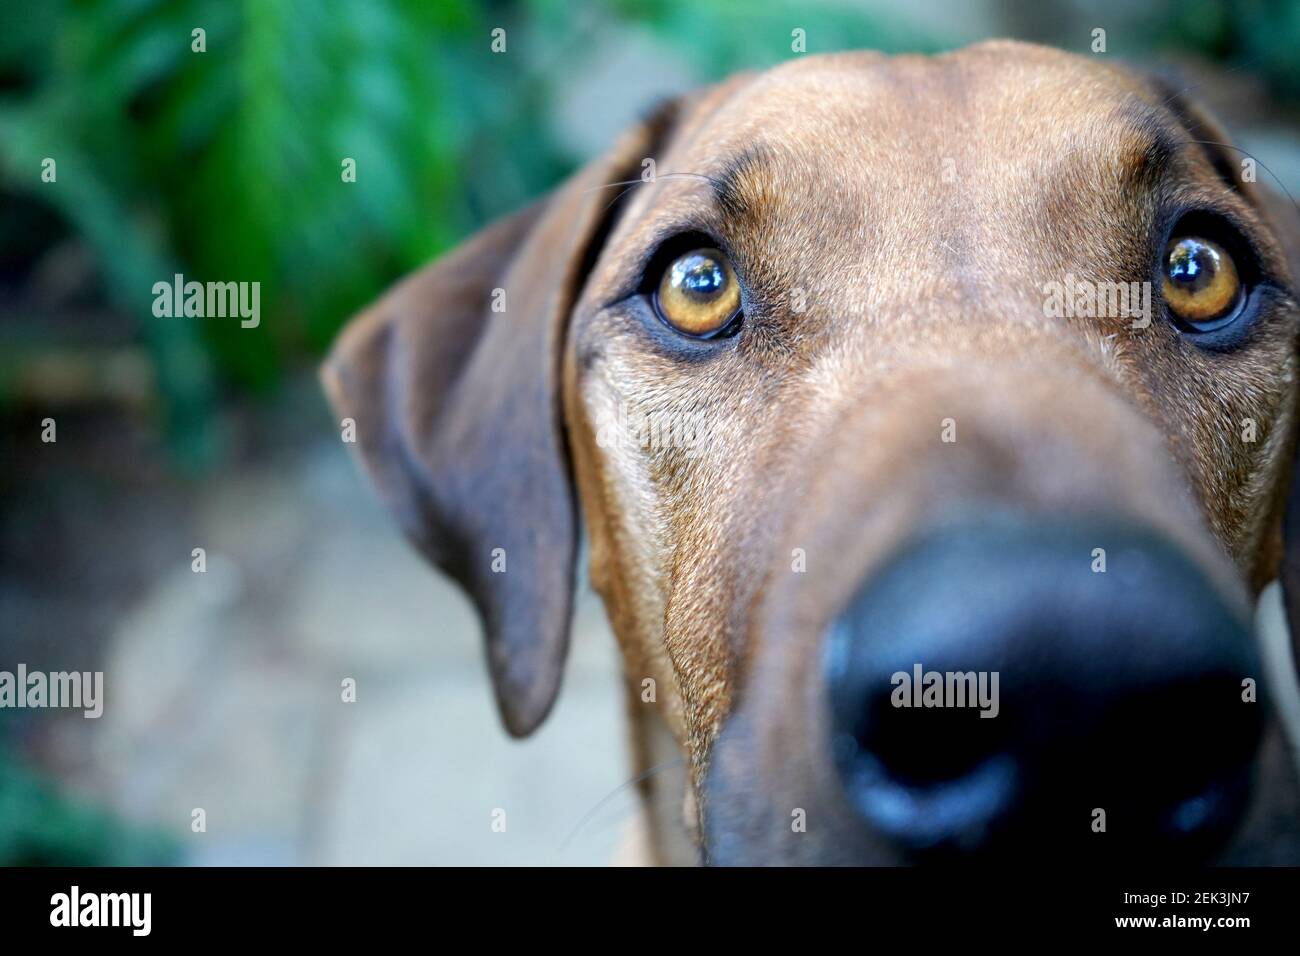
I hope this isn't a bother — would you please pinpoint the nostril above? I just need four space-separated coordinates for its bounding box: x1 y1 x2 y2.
824 513 1262 857
1093 673 1257 774
850 688 1015 788
1087 672 1260 843
832 665 1261 853
831 688 1024 851
832 734 1021 851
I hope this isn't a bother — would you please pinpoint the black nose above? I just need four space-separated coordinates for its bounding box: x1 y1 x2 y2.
825 512 1263 859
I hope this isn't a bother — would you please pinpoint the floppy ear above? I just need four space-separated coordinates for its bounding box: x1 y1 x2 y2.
321 106 677 736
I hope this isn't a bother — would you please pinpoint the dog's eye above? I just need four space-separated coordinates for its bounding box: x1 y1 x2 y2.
654 247 741 337
1162 235 1243 331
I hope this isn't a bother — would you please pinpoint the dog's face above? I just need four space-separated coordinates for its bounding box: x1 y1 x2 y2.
324 42 1300 864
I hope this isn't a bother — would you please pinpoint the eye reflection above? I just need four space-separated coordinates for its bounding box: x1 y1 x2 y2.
655 247 742 337
674 254 726 298
1162 235 1242 328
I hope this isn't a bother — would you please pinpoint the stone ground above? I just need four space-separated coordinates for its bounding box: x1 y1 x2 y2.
9 380 637 866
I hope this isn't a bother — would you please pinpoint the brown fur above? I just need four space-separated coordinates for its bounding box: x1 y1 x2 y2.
322 42 1300 864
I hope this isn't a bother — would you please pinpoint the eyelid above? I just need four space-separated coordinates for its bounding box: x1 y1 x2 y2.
602 228 736 309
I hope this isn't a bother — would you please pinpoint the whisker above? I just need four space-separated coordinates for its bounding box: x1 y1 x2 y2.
583 177 651 194
599 181 642 215
583 171 726 195
587 171 726 216
558 756 686 852
1151 56 1266 114
1181 140 1300 217
659 171 727 190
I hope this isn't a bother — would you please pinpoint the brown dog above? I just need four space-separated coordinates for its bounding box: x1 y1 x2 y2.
322 42 1300 864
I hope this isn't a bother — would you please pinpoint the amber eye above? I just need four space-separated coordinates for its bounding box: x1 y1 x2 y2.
1162 235 1243 329
655 247 742 337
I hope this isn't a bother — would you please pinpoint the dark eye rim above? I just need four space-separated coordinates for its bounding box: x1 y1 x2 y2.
1156 208 1260 344
642 232 745 340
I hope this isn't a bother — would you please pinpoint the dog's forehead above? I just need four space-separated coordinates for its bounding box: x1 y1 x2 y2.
666 46 1167 200
596 46 1194 321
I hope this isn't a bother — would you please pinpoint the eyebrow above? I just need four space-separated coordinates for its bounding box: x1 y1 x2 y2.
1119 109 1183 183
709 145 774 219
1123 89 1240 192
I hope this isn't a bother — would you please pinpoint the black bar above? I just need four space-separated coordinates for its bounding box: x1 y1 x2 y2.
1 866 1296 941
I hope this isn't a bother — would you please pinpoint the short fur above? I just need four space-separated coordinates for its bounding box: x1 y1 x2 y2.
322 43 1300 864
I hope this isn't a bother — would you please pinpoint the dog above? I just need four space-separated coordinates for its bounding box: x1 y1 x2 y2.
322 41 1300 864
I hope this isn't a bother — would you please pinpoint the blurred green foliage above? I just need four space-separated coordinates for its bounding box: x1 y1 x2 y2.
0 0 949 452
0 744 177 865
1159 0 1300 99
0 0 1295 456
1 0 566 394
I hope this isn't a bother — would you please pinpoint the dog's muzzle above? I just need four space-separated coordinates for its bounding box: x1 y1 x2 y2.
824 510 1263 859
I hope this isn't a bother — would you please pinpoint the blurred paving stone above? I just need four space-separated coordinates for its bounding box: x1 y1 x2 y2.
287 525 478 675
95 564 242 738
186 836 299 867
316 618 628 866
69 432 629 865
94 614 331 861
198 471 311 575
551 27 702 158
300 440 632 865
